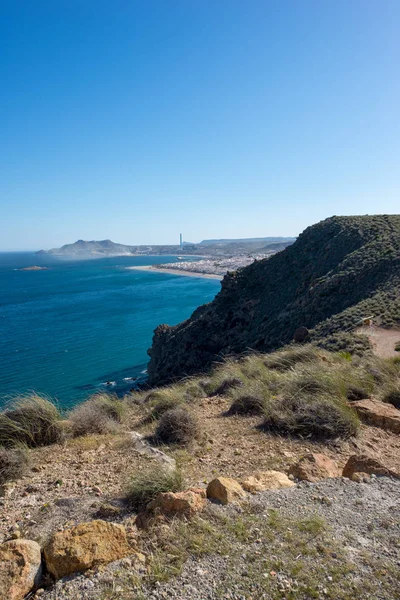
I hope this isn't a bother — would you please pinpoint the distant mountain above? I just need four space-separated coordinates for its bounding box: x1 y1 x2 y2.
37 239 136 257
37 237 296 258
148 215 400 385
199 237 295 245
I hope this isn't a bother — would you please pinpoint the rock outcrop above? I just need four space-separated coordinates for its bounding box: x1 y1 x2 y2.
0 539 42 600
351 399 400 434
146 488 207 518
207 477 246 504
289 453 340 482
43 520 132 580
148 215 400 385
241 471 295 492
342 455 399 479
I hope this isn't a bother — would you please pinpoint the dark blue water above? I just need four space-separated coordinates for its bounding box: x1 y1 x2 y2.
0 253 220 408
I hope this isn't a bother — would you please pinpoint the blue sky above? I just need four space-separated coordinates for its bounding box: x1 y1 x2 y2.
1 1 399 250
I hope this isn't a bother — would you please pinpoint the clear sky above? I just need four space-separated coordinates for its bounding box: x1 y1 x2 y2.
1 1 399 250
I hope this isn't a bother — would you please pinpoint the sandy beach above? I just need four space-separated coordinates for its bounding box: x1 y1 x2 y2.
127 265 223 280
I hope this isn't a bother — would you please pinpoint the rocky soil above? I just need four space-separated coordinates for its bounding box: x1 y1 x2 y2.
38 477 400 600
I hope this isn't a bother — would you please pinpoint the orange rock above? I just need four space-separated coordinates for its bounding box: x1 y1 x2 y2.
207 477 246 504
351 399 400 434
43 520 132 580
241 471 295 492
342 454 399 479
0 539 42 600
289 453 340 482
146 488 207 518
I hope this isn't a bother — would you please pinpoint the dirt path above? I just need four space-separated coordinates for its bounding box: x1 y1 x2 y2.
356 325 400 358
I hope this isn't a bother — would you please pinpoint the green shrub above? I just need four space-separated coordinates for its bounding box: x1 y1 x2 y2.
126 466 184 512
395 342 400 352
155 407 200 445
0 447 29 485
0 395 63 448
69 394 125 437
262 394 359 440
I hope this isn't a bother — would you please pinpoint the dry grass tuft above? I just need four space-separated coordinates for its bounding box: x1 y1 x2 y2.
69 394 125 437
155 406 200 445
263 345 320 371
262 394 359 439
0 394 63 448
0 446 29 485
126 465 184 512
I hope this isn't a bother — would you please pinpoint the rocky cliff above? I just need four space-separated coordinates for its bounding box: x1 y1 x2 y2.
148 215 400 385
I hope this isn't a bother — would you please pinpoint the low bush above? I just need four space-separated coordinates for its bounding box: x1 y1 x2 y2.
69 394 125 437
0 395 63 448
262 394 359 440
126 465 184 512
382 386 400 409
346 385 371 401
155 406 200 445
227 394 267 416
0 447 28 485
395 342 400 352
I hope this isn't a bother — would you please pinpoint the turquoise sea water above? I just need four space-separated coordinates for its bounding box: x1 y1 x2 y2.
0 253 220 409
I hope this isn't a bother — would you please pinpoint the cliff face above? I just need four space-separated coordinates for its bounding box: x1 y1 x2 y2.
147 215 400 385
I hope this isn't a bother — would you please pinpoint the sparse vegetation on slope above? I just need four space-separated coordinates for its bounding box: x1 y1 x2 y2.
148 215 400 385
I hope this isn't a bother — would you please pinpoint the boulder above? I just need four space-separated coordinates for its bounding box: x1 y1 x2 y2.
146 488 206 518
0 539 42 600
351 399 400 434
241 471 295 492
289 453 340 482
43 520 131 580
207 477 246 504
293 327 310 343
342 454 399 479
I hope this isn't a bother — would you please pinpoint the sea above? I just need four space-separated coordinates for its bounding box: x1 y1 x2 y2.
0 252 220 409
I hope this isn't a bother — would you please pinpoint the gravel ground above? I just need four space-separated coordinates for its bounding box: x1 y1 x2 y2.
39 476 400 600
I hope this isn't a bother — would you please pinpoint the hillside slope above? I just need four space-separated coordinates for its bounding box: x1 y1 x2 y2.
148 215 400 384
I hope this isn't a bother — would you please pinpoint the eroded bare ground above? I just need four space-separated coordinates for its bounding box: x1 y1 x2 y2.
357 326 400 358
2 396 400 549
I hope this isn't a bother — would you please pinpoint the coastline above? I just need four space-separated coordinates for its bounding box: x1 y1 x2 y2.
127 265 223 280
